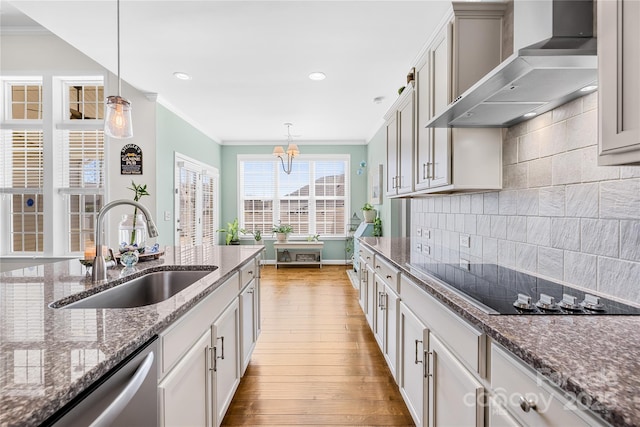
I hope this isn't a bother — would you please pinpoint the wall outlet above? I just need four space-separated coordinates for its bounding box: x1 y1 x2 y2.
416 228 422 237
422 245 431 255
424 229 431 239
460 234 470 248
459 258 470 270
416 243 422 252
164 211 171 221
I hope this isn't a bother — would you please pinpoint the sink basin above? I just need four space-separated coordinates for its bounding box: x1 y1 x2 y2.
59 268 217 309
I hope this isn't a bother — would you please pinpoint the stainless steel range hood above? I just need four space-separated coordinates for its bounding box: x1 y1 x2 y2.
427 0 597 128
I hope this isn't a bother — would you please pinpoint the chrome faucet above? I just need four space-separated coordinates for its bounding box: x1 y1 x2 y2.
92 199 159 284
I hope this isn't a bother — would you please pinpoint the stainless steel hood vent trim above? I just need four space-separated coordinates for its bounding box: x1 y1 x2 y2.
427 0 597 128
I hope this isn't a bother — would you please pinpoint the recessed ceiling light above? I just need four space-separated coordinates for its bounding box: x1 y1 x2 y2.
580 85 598 92
308 72 326 81
173 72 191 80
523 112 537 118
373 96 384 104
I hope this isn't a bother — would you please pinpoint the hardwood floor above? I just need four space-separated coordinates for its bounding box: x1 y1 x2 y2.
222 265 415 426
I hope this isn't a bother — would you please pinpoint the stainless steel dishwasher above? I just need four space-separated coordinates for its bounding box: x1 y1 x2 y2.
43 336 158 427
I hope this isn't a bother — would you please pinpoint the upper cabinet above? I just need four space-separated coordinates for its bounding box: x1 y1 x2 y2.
388 2 505 197
598 0 640 165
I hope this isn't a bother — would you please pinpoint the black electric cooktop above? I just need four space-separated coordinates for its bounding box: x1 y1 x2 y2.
405 262 640 315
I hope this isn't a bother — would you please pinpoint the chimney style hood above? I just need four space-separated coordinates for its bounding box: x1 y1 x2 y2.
427 0 597 128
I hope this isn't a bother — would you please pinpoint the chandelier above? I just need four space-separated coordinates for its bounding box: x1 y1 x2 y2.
273 123 300 174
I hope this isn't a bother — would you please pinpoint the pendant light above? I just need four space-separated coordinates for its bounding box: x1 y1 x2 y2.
104 0 133 139
273 123 300 174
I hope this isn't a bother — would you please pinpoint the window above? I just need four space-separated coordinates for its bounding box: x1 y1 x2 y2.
239 155 349 238
0 77 105 255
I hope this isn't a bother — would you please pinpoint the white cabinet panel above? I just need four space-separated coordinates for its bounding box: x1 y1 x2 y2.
213 299 240 426
399 302 428 427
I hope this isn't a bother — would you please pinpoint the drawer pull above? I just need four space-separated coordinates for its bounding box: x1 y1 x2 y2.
248 270 254 275
519 396 537 413
376 265 381 269
386 274 392 279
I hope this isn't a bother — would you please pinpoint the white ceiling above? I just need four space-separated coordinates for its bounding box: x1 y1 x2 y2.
1 0 451 144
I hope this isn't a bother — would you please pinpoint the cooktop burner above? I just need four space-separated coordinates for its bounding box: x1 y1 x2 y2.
405 262 640 315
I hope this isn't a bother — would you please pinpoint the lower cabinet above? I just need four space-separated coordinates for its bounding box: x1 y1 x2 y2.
428 333 485 427
159 330 213 426
213 300 240 425
365 264 375 330
399 302 428 427
240 279 259 375
158 257 260 427
374 278 399 380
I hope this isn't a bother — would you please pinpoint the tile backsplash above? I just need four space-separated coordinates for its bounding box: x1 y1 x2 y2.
411 92 640 304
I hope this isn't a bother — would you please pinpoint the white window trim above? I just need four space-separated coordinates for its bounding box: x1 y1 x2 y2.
237 153 350 240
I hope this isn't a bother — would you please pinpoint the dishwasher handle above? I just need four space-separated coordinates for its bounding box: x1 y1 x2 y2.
89 351 155 427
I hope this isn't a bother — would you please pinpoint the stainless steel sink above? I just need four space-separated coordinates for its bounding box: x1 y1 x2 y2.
59 268 217 309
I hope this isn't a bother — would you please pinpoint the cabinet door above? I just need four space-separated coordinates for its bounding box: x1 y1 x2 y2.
397 90 415 195
373 275 385 350
598 0 640 165
386 114 399 196
240 282 256 375
213 300 240 427
159 330 213 427
430 26 452 188
415 57 432 191
428 333 484 427
365 264 376 329
383 285 399 381
358 257 368 313
399 302 428 427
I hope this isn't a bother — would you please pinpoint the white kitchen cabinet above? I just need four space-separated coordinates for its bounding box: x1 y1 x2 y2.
428 333 484 427
159 330 213 427
212 299 240 426
365 263 375 330
399 301 429 427
386 84 415 197
240 257 260 375
598 0 640 165
407 2 505 195
373 256 400 380
490 343 606 427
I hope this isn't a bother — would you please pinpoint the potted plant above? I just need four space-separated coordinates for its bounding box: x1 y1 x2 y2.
362 202 377 223
241 228 262 244
373 217 382 237
119 181 150 253
272 223 293 242
218 218 240 245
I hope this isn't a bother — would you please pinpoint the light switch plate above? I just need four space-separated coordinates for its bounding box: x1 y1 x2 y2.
422 245 431 255
164 211 171 221
459 258 470 270
460 234 470 248
424 229 431 239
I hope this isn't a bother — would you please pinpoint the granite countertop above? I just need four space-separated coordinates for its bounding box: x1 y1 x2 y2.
361 237 640 427
0 245 264 427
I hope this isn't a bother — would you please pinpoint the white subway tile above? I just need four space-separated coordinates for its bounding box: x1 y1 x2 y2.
516 243 537 272
600 179 640 219
471 193 484 214
477 215 491 237
483 192 499 214
517 189 539 216
539 122 568 157
598 257 640 302
538 247 564 280
620 221 640 262
507 216 527 242
564 251 597 290
498 240 516 267
499 190 517 215
566 109 597 151
539 187 565 217
580 218 619 257
527 217 551 246
552 149 582 185
551 218 581 251
566 183 599 218
528 157 552 188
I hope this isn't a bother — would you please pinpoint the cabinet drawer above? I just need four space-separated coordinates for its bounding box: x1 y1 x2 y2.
240 258 257 289
401 275 485 377
491 343 604 427
374 256 400 293
160 272 240 377
359 245 374 266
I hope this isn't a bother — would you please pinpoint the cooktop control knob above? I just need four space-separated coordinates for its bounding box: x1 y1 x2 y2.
581 293 605 312
559 294 582 311
513 293 535 311
536 293 560 311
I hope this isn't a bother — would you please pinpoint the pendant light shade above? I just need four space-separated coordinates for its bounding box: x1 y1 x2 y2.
104 0 133 139
105 95 133 138
273 123 300 174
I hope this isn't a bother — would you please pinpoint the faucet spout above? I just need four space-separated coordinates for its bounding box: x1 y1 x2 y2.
92 199 159 284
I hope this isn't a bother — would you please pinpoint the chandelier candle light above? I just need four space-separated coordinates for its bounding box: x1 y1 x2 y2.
273 123 300 174
104 0 133 139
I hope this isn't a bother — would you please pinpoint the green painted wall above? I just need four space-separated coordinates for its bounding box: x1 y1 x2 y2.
220 144 368 262
155 105 222 246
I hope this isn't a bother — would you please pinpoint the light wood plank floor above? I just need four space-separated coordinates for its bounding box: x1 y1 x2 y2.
222 265 415 426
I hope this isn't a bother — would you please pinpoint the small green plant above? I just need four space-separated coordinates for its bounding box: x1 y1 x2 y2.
218 218 240 245
307 234 320 242
373 217 382 237
126 181 150 245
272 224 293 234
362 202 374 211
241 228 262 242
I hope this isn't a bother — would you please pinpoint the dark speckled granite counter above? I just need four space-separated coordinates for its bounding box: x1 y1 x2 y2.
0 245 264 427
361 237 640 427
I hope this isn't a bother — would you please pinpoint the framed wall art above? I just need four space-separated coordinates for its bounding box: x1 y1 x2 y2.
369 164 383 205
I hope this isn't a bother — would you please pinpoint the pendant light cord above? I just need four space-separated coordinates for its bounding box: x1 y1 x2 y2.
117 0 121 96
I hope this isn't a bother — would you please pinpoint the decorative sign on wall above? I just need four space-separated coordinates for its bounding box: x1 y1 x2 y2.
120 144 143 175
